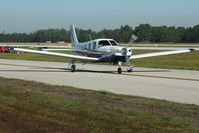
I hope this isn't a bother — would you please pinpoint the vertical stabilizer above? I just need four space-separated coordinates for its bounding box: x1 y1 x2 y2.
70 25 79 45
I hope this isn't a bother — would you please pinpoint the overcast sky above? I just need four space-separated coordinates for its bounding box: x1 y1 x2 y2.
0 0 199 33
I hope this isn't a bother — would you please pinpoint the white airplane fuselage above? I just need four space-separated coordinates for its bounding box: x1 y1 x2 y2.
71 39 132 64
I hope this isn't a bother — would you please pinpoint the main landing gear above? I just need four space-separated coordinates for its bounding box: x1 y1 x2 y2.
117 62 123 74
68 60 133 74
68 61 76 72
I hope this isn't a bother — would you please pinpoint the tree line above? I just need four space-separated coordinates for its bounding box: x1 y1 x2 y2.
0 24 199 43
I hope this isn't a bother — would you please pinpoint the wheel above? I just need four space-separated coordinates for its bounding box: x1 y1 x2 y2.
127 67 133 72
127 69 133 72
70 64 76 72
117 67 122 74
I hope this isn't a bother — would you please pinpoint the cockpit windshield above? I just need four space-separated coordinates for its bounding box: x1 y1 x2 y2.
109 40 118 46
98 40 111 47
98 40 118 48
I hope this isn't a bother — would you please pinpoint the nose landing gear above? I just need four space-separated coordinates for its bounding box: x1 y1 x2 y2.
127 61 133 72
117 61 134 74
127 66 133 72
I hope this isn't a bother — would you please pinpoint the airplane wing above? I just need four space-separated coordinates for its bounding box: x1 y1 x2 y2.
14 48 99 61
42 49 71 51
130 49 195 60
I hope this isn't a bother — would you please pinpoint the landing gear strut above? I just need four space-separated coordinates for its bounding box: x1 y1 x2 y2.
127 67 133 72
127 61 133 72
117 62 123 74
117 61 133 74
68 60 76 72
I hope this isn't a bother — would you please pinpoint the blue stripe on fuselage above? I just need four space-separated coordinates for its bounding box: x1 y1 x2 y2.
73 50 128 63
99 54 127 63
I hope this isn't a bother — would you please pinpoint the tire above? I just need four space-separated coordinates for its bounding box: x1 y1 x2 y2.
127 68 133 72
118 67 122 74
71 65 76 72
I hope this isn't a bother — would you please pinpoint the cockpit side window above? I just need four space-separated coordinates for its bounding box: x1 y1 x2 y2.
109 40 118 46
98 40 111 47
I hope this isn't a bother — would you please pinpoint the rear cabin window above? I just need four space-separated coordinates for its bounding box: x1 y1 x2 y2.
98 40 111 47
88 43 92 50
93 42 97 50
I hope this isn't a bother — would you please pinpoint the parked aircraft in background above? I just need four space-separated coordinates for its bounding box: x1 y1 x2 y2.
14 25 196 74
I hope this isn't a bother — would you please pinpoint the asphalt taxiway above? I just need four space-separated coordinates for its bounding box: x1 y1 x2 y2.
0 59 199 105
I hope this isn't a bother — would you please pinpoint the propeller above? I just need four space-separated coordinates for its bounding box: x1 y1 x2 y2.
128 34 138 45
121 48 129 64
122 48 133 68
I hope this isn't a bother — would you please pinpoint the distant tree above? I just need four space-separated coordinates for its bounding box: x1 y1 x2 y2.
0 24 199 43
119 25 133 42
182 28 194 42
76 28 97 42
151 26 181 43
133 24 151 42
192 25 199 42
176 27 186 42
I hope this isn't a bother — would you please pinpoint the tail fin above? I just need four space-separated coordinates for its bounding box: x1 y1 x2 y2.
70 25 79 45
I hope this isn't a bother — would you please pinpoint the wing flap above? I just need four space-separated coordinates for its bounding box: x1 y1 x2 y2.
14 48 99 61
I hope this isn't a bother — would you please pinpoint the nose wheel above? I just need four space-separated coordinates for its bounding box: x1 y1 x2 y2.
117 61 133 74
127 61 133 72
127 67 133 72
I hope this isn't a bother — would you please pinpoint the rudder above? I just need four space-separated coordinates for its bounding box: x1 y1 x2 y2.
70 25 79 45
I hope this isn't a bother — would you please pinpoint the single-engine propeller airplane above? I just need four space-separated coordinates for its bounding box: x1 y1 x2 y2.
14 25 196 74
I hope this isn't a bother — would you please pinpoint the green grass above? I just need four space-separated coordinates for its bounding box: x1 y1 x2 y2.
0 49 199 70
0 77 199 133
